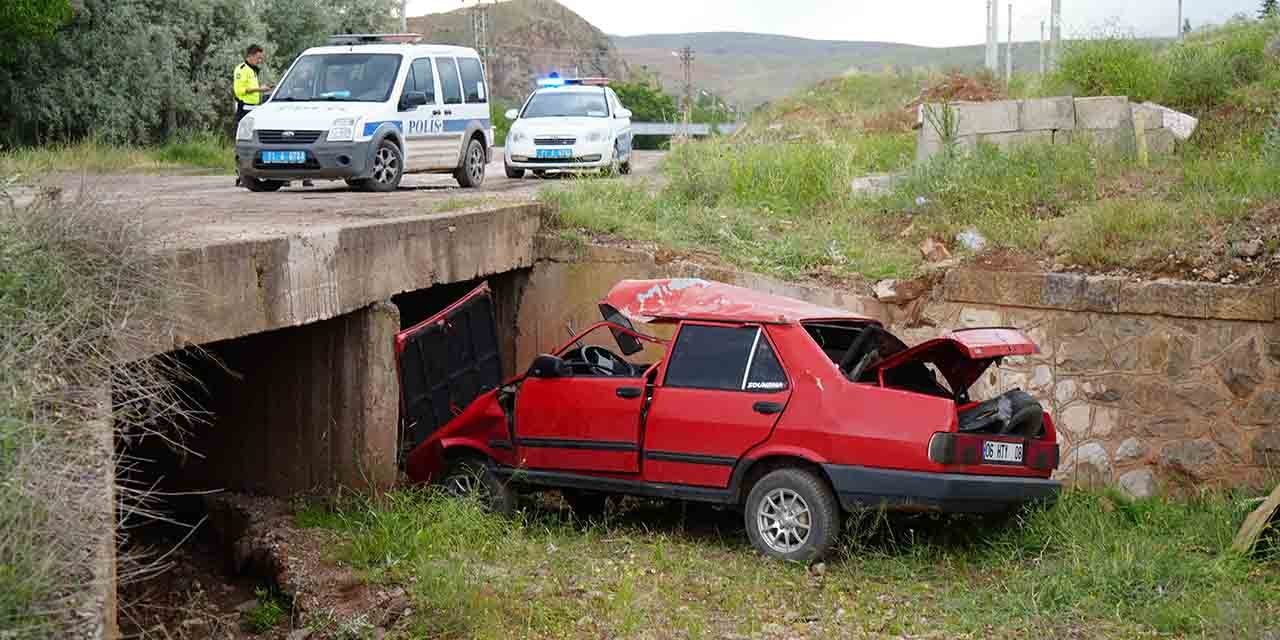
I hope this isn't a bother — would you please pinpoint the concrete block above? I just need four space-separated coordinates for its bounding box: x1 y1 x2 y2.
1020 97 1076 131
1131 103 1164 130
1053 129 1075 145
978 130 1054 151
1074 96 1133 130
1078 128 1137 155
954 100 1020 136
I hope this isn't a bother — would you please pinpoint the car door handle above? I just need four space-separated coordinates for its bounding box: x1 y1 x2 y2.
616 387 642 399
442 110 453 116
753 401 784 415
431 110 442 115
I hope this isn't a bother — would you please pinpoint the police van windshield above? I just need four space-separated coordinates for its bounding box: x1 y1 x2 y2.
274 53 402 103
521 91 609 118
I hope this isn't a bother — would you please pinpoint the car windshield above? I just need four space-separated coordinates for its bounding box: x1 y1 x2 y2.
273 53 402 103
521 91 609 118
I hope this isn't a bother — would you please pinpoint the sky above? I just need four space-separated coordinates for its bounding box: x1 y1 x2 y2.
406 0 1261 47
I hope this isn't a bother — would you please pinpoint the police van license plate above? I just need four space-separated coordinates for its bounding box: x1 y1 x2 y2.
261 150 306 164
536 148 572 159
983 441 1024 464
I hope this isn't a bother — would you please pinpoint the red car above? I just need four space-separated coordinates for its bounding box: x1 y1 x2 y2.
398 278 1060 561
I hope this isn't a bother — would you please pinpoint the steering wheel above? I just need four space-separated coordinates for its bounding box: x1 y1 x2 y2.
839 327 880 380
582 345 625 376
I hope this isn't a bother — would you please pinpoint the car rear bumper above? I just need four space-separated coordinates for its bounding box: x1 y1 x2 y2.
822 464 1061 514
236 141 372 180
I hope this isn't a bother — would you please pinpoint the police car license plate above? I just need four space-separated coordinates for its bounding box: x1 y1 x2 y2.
261 150 306 164
983 441 1024 464
536 148 572 159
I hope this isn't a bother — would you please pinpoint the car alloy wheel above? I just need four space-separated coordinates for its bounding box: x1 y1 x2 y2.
467 141 485 184
371 145 400 186
440 457 516 515
756 487 812 554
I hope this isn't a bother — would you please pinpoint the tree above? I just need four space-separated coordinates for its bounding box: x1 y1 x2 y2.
611 78 678 124
0 0 72 64
1262 0 1279 18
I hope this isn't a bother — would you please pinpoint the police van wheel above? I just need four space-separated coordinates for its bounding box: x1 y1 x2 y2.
243 177 285 192
360 139 404 192
619 158 632 175
504 163 524 179
455 138 486 188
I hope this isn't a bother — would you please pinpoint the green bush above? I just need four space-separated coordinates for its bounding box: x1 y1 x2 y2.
664 140 849 212
1048 35 1166 103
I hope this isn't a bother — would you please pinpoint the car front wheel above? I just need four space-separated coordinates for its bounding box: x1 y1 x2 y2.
351 139 404 192
744 468 841 562
440 456 515 516
456 137 486 188
504 162 525 179
242 176 285 192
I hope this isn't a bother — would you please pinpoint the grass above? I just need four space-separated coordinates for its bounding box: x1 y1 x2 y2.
242 587 289 634
298 488 1279 639
0 133 235 177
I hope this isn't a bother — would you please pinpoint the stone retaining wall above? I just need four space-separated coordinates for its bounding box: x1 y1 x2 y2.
916 96 1183 164
520 239 1278 495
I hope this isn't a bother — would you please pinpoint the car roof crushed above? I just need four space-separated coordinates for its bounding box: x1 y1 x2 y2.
602 278 872 325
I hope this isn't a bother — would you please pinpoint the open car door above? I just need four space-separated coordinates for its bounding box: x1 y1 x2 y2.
395 283 503 461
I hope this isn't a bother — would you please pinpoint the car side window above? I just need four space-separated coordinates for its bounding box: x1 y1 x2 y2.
436 57 463 105
665 325 785 392
745 336 788 391
458 57 486 103
411 58 436 103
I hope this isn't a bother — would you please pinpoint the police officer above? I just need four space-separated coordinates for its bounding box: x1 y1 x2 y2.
234 44 272 187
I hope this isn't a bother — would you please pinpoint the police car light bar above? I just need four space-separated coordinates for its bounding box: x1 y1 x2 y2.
328 33 423 45
536 73 609 88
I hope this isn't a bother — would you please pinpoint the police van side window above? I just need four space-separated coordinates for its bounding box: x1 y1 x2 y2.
412 59 436 103
436 57 463 105
458 58 486 103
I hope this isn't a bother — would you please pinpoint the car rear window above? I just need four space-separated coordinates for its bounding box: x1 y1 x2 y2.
665 325 786 392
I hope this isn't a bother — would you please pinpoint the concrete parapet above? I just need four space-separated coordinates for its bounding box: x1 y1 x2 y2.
1020 97 1077 131
954 100 1021 136
1074 96 1135 130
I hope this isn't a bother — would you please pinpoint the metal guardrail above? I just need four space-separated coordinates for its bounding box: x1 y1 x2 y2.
631 122 741 137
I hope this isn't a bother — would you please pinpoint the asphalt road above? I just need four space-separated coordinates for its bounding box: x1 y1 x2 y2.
49 149 665 249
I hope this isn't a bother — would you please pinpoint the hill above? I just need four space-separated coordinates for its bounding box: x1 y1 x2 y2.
408 0 628 101
614 32 1045 106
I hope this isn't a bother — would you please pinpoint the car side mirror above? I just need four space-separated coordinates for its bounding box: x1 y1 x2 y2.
504 108 520 120
400 91 428 110
528 354 571 379
616 108 632 119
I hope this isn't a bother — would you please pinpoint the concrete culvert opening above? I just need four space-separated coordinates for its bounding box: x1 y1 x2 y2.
111 269 531 635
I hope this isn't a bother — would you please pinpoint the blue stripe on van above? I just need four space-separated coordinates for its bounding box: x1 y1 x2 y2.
443 118 491 132
362 120 403 136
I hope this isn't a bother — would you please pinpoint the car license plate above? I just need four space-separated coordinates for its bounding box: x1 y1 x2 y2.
983 441 1024 464
536 148 572 159
261 150 307 164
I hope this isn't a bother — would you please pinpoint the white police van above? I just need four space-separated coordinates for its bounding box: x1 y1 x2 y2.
503 75 633 178
235 34 493 192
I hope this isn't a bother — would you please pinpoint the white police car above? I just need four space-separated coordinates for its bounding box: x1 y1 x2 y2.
235 34 493 192
503 76 633 178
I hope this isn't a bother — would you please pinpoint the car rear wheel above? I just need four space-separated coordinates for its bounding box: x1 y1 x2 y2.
242 176 285 192
504 162 525 179
440 456 515 516
351 139 404 192
455 137 486 188
745 468 841 562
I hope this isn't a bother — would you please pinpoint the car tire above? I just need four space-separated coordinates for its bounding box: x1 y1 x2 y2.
614 141 632 175
242 177 285 192
356 139 404 192
744 468 841 563
504 162 525 179
563 490 610 521
455 137 486 188
440 456 515 516
619 157 632 175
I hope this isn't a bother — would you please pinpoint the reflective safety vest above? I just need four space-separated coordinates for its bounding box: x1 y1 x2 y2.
234 62 262 106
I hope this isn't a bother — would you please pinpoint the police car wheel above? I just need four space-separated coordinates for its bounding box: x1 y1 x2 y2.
619 158 632 175
243 177 285 192
504 163 524 179
456 138 486 188
363 139 404 192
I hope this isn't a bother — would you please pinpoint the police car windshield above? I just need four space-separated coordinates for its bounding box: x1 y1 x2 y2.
521 91 609 118
274 54 402 103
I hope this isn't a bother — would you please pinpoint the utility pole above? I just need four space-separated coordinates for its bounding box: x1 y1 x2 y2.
1006 3 1013 85
1049 0 1062 70
471 0 491 62
985 0 999 72
1177 0 1184 40
676 46 694 136
1040 20 1046 76
399 0 407 32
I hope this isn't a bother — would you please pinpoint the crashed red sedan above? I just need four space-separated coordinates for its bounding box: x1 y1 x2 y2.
397 278 1060 561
